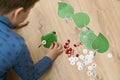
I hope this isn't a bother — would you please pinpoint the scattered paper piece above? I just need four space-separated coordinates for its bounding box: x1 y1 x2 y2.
83 49 88 54
107 53 113 58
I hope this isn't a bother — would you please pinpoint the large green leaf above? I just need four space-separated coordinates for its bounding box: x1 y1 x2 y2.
92 33 109 53
58 2 74 18
41 31 57 48
72 12 90 28
80 29 97 49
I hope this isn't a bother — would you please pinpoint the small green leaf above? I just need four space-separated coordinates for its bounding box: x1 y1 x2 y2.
92 33 109 53
80 29 97 49
41 31 57 48
58 2 74 18
72 12 90 28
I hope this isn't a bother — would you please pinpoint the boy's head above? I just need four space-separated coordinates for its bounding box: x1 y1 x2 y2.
0 0 39 27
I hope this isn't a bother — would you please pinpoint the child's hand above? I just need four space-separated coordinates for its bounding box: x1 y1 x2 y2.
46 42 63 61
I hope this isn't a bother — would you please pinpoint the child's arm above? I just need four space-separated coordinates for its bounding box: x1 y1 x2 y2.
13 42 63 80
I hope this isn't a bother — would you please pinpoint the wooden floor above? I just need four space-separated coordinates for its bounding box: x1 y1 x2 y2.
5 0 120 80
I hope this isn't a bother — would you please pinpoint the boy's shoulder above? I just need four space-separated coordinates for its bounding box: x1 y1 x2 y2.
0 15 27 58
0 28 25 50
0 25 26 56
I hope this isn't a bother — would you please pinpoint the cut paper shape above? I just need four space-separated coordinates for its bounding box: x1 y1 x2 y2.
83 49 88 54
72 12 90 28
41 40 47 45
58 2 111 78
92 33 109 53
107 53 113 58
87 71 93 76
41 31 57 48
58 2 74 18
80 29 97 49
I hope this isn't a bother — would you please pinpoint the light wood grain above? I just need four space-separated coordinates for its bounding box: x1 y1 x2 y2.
5 0 120 80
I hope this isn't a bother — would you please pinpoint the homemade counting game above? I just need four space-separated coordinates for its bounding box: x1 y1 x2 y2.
39 1 113 78
58 2 112 77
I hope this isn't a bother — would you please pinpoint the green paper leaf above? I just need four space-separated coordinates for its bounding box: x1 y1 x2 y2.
41 31 57 48
80 29 97 49
92 33 109 53
58 2 74 18
72 12 90 28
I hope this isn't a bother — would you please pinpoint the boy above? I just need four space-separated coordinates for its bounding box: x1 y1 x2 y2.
0 0 63 80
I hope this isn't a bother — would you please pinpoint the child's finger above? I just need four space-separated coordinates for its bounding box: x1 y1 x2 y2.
53 42 58 49
59 49 63 53
57 43 63 50
49 42 54 49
